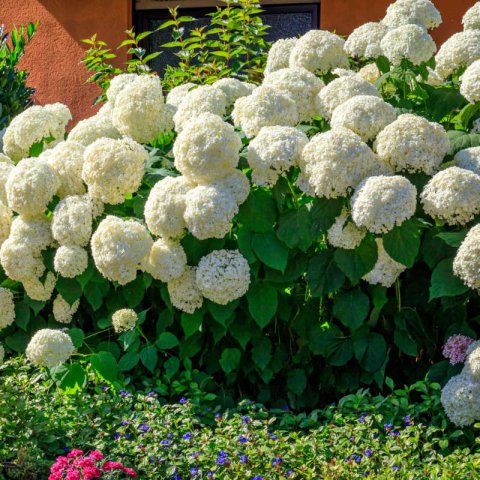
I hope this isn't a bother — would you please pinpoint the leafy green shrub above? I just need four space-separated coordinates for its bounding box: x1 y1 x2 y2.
1 357 479 480
0 22 37 129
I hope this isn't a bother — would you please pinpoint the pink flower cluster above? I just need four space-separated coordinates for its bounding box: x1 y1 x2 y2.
442 335 475 365
48 449 137 480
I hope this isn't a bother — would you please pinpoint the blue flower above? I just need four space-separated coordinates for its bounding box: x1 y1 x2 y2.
240 454 248 464
242 416 251 424
252 477 263 480
147 391 156 397
121 420 130 426
114 432 121 440
180 397 188 404
365 449 373 458
404 415 412 427
161 439 171 447
207 472 214 478
392 466 400 471
63 447 69 451
270 434 278 440
182 432 192 440
190 467 199 476
272 457 283 466
355 454 363 463
383 423 393 430
215 413 221 419
191 452 200 458
125 433 131 439
139 423 151 432
286 471 293 478
238 436 248 443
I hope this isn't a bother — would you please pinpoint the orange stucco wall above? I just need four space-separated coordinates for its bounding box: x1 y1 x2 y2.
0 0 477 126
0 0 132 125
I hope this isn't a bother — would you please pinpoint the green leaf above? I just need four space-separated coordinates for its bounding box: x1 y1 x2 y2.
122 276 145 309
119 329 140 352
277 206 312 251
208 300 239 326
14 302 30 331
353 330 387 372
327 338 354 366
429 258 469 300
394 327 417 357
251 336 272 370
236 226 256 263
164 356 180 379
118 352 140 372
90 351 118 383
181 310 203 338
383 219 422 267
29 140 43 157
238 188 277 233
5 330 28 353
247 282 278 328
219 347 241 374
140 346 158 373
436 231 467 248
287 368 307 395
334 236 378 284
59 363 86 394
56 277 82 305
307 250 345 297
251 232 289 271
333 290 370 330
156 332 179 350
310 197 344 237
68 328 84 348
447 130 480 156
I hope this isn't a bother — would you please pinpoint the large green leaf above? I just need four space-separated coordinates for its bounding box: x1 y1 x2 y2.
310 197 344 237
334 236 378 284
164 356 180 379
59 363 86 394
118 352 140 372
251 232 289 271
247 282 278 328
447 130 480 156
219 348 241 374
156 332 179 350
307 250 345 297
56 277 82 305
276 206 312 252
140 346 158 373
14 302 30 331
208 300 239 326
251 336 272 370
181 310 203 338
353 330 387 373
429 258 469 300
287 368 307 395
122 276 145 308
333 290 370 330
68 328 84 348
238 188 277 233
383 219 422 267
90 351 118 383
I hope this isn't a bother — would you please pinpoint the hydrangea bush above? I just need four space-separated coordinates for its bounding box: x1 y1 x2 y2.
3 0 480 418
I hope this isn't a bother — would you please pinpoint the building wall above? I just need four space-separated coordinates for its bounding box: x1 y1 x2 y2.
0 0 477 125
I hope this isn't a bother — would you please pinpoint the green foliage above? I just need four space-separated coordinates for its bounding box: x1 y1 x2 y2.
1 360 479 479
0 22 38 129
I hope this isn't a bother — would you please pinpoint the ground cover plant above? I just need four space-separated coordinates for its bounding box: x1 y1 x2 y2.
3 0 480 422
1 357 480 479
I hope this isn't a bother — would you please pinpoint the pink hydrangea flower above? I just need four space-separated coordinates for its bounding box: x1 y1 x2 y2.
442 335 475 365
89 451 104 461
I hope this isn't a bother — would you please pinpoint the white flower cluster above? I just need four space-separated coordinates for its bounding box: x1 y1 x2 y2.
165 83 197 108
247 126 308 186
374 114 449 175
167 266 204 314
112 309 138 333
26 328 74 368
351 175 417 234
420 167 480 226
265 38 298 75
463 2 480 30
345 22 388 59
358 64 381 83
460 60 480 104
53 295 80 324
455 147 480 174
453 224 480 289
298 128 389 198
146 238 187 282
382 0 442 30
2 103 71 161
54 245 89 279
327 209 366 250
0 287 15 329
213 78 256 107
441 343 480 426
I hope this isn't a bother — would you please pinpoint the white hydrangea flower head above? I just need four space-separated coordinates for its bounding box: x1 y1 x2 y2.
265 37 298 75
421 167 480 226
47 141 86 198
26 328 74 368
472 117 480 134
460 60 480 103
453 224 480 289
0 161 14 205
467 340 480 357
463 2 480 30
332 68 356 78
196 249 250 305
382 0 442 29
374 113 449 174
53 294 80 324
289 30 349 75
167 266 203 314
173 85 227 132
327 209 366 250
112 308 138 333
298 128 389 198
345 22 389 59
166 83 197 109
5 158 60 217
184 185 238 240
435 30 480 79
0 238 45 282
67 109 121 147
3 103 71 161
52 195 93 247
82 137 148 205
362 238 407 287
464 345 480 381
441 373 480 426
231 86 299 137
213 78 256 107
113 75 174 143
106 73 138 107
455 147 480 175
262 67 324 122
207 170 251 206
316 76 381 120
173 113 241 183
351 175 417 234
358 63 381 83
420 67 444 86
0 153 10 163
144 176 195 239
247 126 308 186
0 287 15 329
380 24 437 66
146 238 187 282
0 203 12 247
9 215 53 251
91 215 153 285
331 95 397 142
23 271 56 302
54 245 88 278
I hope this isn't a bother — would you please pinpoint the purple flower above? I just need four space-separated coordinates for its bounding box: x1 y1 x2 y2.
383 423 393 431
442 335 475 365
242 416 251 424
139 423 151 432
238 436 248 443
286 471 293 478
147 391 156 397
182 432 192 440
161 440 171 447
180 397 188 404
114 432 121 440
404 415 412 427
125 433 131 439
392 466 400 471
121 420 130 426
355 454 363 463
63 447 69 451
190 467 199 476
252 477 263 480
191 452 200 458
365 449 373 458
272 457 283 466
240 454 248 464
215 413 221 419
270 435 278 440
207 472 214 478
